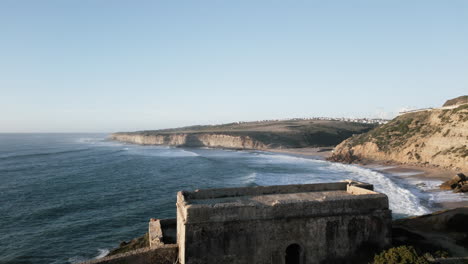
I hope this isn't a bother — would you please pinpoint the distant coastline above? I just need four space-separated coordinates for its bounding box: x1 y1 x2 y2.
110 119 376 150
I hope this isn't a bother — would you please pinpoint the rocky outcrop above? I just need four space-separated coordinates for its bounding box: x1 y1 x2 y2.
330 100 468 171
111 120 377 150
110 133 269 150
440 173 468 193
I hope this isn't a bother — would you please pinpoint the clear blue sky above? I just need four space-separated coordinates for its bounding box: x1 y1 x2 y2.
1 1 467 132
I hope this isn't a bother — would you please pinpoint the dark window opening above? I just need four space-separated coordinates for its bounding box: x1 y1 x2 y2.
285 243 302 264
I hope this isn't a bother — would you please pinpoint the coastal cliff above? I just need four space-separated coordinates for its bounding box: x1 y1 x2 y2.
110 120 377 150
330 97 468 171
110 133 269 149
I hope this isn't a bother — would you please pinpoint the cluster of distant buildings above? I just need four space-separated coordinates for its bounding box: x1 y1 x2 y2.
398 102 468 116
234 117 390 125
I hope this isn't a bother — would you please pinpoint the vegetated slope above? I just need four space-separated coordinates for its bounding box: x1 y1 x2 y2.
443 95 468 107
330 101 468 171
111 120 376 150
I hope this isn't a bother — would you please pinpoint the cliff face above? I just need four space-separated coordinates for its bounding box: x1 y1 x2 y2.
331 104 468 171
110 133 269 150
111 120 377 150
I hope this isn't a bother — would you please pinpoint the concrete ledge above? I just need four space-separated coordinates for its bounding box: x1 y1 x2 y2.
177 181 388 224
181 182 349 200
80 244 178 264
183 196 390 223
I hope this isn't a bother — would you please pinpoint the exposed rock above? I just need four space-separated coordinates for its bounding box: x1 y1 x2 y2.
440 173 467 190
326 149 360 164
111 120 376 150
454 184 468 193
330 97 468 171
440 173 468 193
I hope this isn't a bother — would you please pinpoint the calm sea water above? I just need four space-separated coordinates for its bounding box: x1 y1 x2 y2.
1 134 466 264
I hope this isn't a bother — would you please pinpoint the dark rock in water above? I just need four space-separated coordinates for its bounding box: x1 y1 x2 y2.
454 184 468 193
440 173 467 193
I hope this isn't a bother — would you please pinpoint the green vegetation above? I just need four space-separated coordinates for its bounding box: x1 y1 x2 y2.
346 103 468 154
443 95 468 107
453 103 468 113
436 145 468 158
372 246 429 264
348 111 432 152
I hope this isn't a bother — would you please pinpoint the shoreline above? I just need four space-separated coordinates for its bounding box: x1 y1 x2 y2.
265 147 466 211
111 138 466 212
266 146 456 181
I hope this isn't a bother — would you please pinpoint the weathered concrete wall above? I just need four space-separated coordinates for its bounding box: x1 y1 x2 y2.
182 211 391 264
81 245 178 264
177 181 392 264
149 218 177 248
183 182 349 200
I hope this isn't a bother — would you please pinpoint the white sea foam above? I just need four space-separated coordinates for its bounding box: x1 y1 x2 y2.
67 248 109 264
391 171 425 177
242 172 258 185
406 178 468 204
371 165 397 170
325 162 430 216
429 191 468 203
125 147 200 157
95 248 110 259
248 152 430 216
253 152 326 165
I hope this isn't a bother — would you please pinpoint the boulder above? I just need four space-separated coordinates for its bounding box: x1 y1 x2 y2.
440 173 466 190
454 184 468 193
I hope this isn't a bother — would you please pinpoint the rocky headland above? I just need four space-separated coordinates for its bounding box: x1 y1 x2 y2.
329 96 468 173
111 119 376 150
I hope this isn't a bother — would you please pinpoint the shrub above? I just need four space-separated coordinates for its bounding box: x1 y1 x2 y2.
372 246 429 264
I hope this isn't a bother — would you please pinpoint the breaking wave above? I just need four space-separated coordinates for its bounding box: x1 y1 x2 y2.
95 249 109 259
248 152 430 216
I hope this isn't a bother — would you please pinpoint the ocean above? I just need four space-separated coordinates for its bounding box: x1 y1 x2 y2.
1 133 466 264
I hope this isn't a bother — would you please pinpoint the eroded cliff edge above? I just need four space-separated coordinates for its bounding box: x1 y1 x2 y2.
111 120 377 150
330 99 468 171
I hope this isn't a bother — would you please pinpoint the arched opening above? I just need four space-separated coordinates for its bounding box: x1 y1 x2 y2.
285 243 302 264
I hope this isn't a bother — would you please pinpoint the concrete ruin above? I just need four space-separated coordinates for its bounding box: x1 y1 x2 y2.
84 181 392 264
